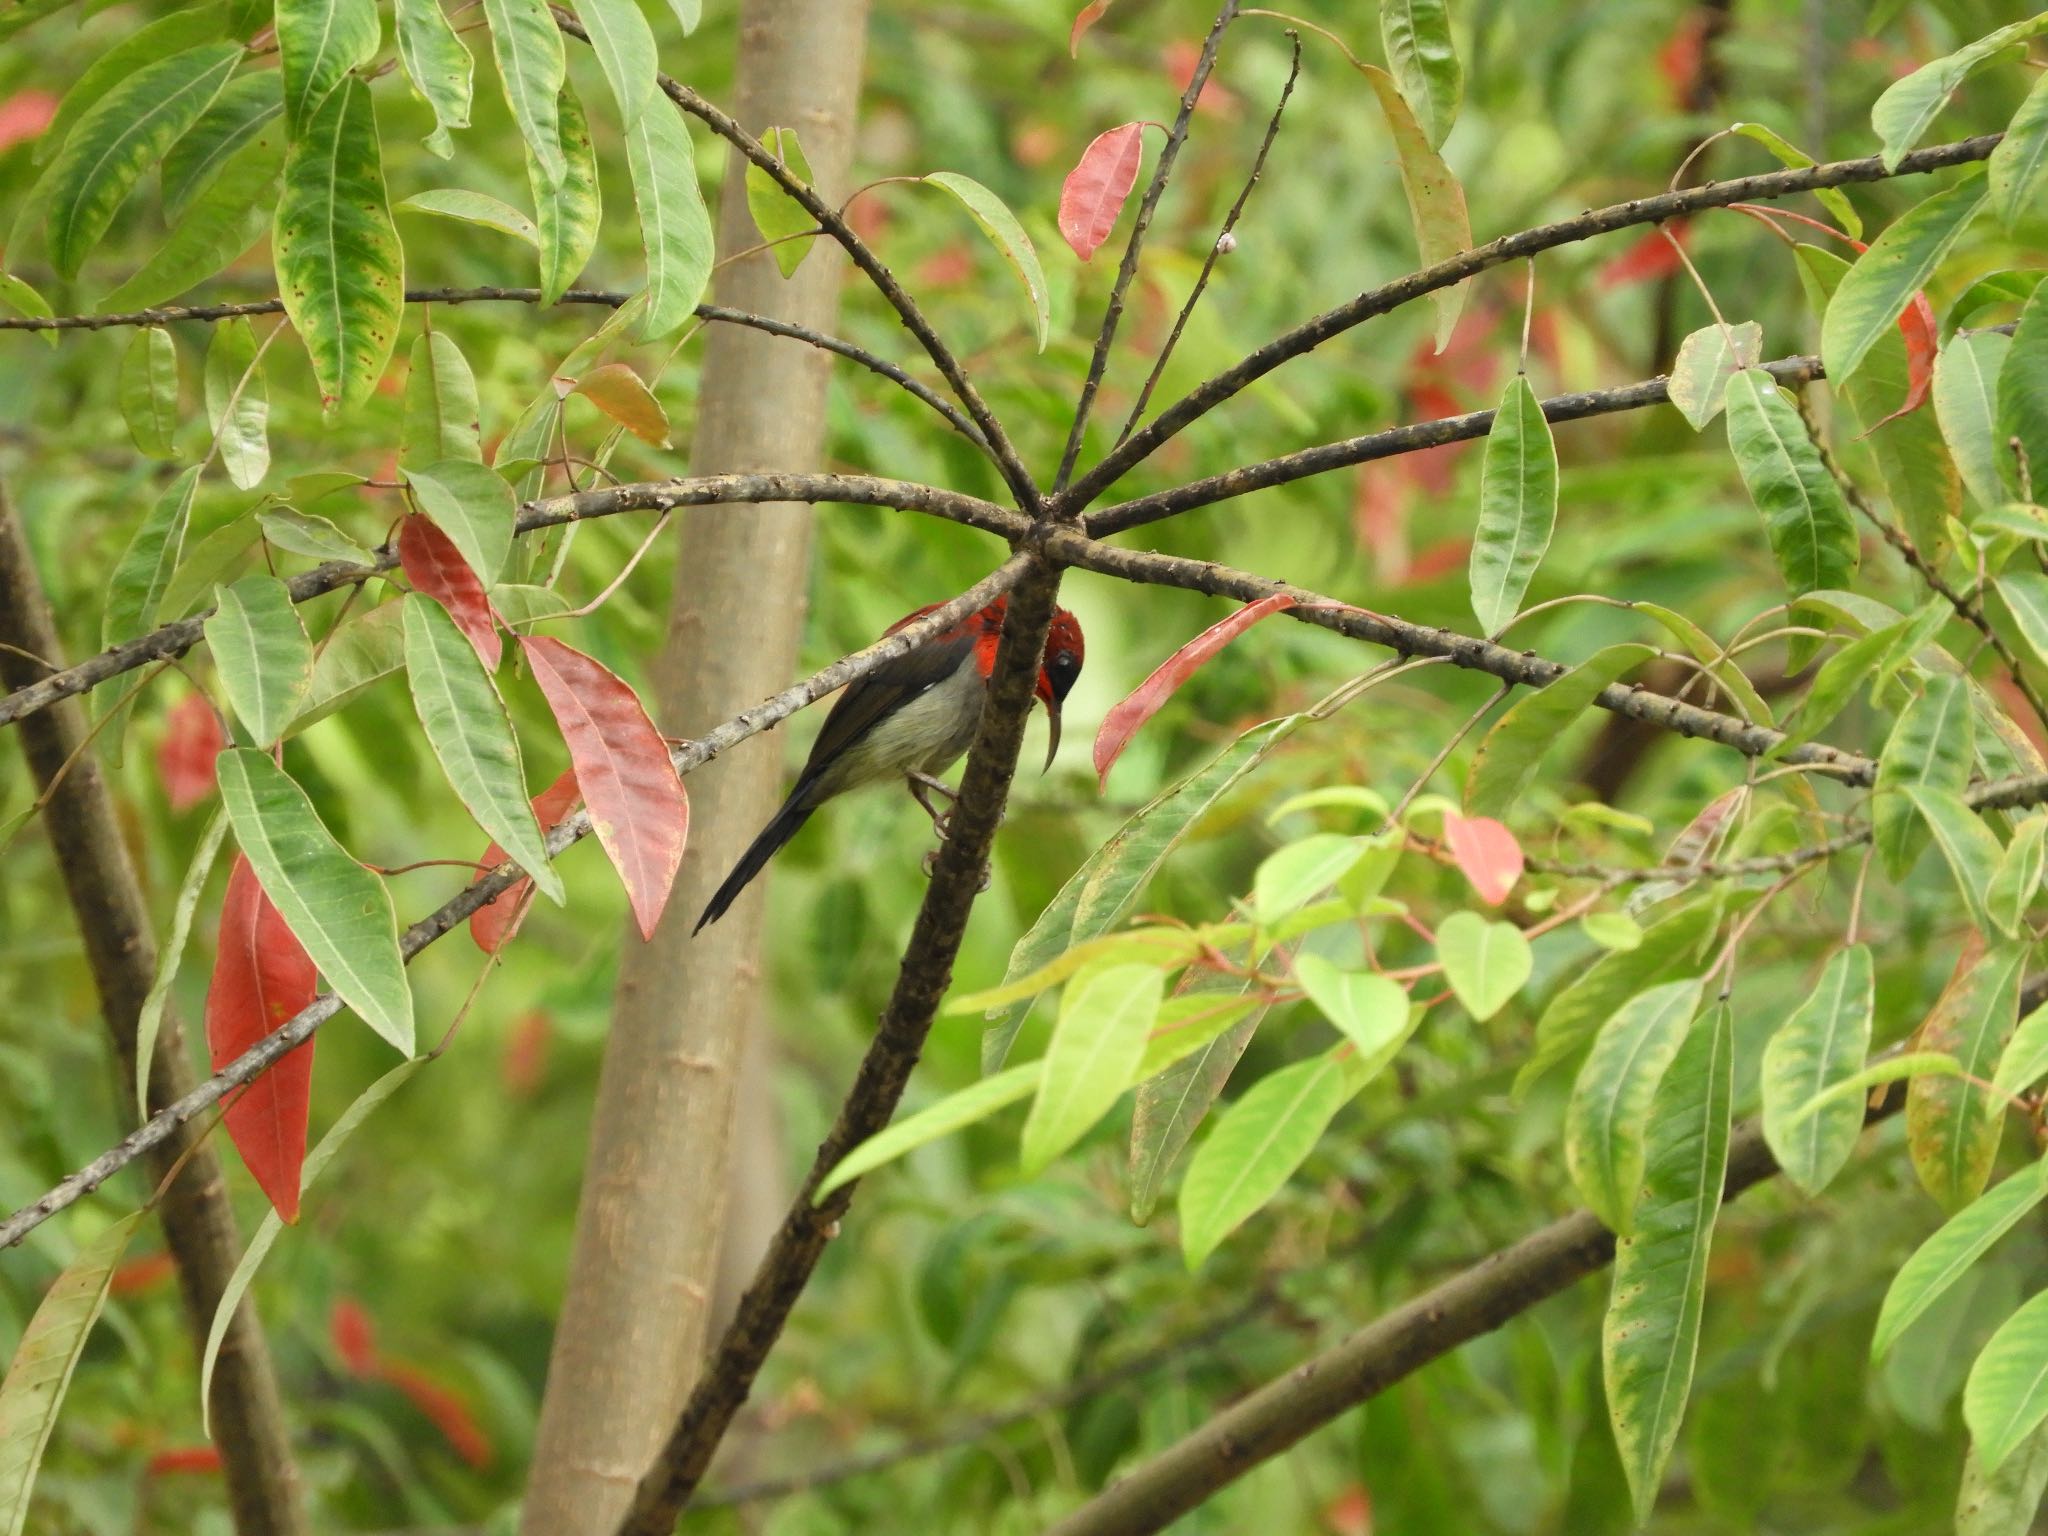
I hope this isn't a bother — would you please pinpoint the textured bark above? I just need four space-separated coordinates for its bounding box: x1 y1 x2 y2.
519 5 870 1528
0 484 307 1536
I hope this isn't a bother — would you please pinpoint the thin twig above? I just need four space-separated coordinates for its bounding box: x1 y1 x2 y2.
1114 30 1298 448
1054 0 1242 493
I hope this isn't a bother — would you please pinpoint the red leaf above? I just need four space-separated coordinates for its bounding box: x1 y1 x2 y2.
1161 39 1236 115
157 692 225 812
1094 594 1297 790
501 1008 552 1098
520 637 688 940
109 1252 178 1298
0 90 57 153
1597 220 1688 290
468 770 582 953
375 1359 495 1468
1442 811 1524 905
330 1297 379 1375
1059 123 1145 261
144 1445 224 1477
1664 786 1745 868
1322 1483 1374 1536
1068 0 1112 56
397 513 502 669
1657 9 1711 105
1868 292 1938 430
206 855 317 1223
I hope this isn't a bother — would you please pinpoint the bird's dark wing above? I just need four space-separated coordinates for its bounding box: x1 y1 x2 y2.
794 628 979 784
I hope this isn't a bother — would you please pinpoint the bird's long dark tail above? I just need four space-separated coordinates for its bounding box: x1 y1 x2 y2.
693 783 820 933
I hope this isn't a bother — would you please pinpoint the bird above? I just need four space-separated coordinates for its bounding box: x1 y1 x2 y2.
694 596 1085 932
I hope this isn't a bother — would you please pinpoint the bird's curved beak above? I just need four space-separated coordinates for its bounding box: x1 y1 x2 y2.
1043 699 1062 773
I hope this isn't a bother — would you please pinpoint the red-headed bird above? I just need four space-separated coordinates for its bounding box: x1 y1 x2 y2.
694 597 1085 932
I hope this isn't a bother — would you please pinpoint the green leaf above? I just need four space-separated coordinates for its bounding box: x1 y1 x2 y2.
574 0 656 127
1468 373 1558 633
0 271 56 348
818 1064 1041 1199
1565 977 1703 1234
158 515 263 624
1464 644 1655 818
1990 69 2048 234
199 1059 421 1429
293 602 404 730
482 0 566 184
44 43 242 279
396 188 538 247
1967 1289 2048 1475
119 328 180 459
621 94 714 341
203 316 270 490
1519 902 1717 1094
1871 14 2048 170
1130 968 1272 1224
1730 121 1860 236
400 332 484 465
257 507 373 566
1821 173 1988 388
1999 1002 2048 1100
1378 0 1460 148
1019 964 1163 1174
276 0 379 136
103 465 202 646
1908 938 2026 1210
1905 786 2007 936
745 127 819 278
1252 833 1365 924
37 3 228 167
1958 1416 2048 1536
1583 912 1644 951
401 459 515 585
663 0 699 32
402 594 561 903
0 1211 146 1536
1604 1001 1731 1524
1998 284 2048 504
1873 675 1974 879
394 0 473 157
161 72 282 221
1992 570 2048 678
1989 814 2047 940
1760 945 1874 1196
528 81 600 305
1436 911 1531 1023
216 748 413 1053
100 133 281 312
1722 367 1859 602
923 172 1049 353
133 807 230 1116
985 716 1298 1071
1938 330 2013 514
205 576 312 747
274 77 403 412
1180 1046 1360 1268
1875 1160 2048 1361
1358 63 1470 349
1667 319 1763 431
1632 601 1775 726
1295 956 1410 1056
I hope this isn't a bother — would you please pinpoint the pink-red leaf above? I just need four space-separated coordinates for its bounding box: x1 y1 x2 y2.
206 854 317 1223
330 1296 379 1375
1095 594 1297 790
397 513 501 669
468 769 582 953
377 1359 495 1468
1868 292 1938 430
1442 810 1524 905
520 636 688 939
1069 0 1113 55
1598 221 1689 290
157 691 225 811
1059 123 1144 261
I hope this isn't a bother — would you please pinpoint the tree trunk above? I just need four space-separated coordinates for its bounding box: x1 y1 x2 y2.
0 483 307 1536
519 4 870 1526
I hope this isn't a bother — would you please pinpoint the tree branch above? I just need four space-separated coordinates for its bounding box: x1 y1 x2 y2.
0 287 988 450
1056 132 2002 511
0 557 1036 1252
0 483 307 1535
1053 0 1240 491
611 565 1066 1532
1042 1098 1902 1536
0 472 1028 731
